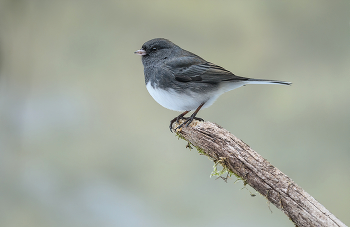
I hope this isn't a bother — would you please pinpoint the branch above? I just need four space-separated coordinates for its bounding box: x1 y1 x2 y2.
172 120 347 227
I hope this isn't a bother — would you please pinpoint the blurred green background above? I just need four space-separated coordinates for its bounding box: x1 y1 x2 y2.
1 0 349 226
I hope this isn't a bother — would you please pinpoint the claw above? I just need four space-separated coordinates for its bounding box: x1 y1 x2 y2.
169 110 189 132
169 103 206 132
175 103 205 131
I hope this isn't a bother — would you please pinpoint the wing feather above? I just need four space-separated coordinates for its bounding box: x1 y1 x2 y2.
166 57 248 83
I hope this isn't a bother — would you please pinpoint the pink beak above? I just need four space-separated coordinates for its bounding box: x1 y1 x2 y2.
134 49 146 56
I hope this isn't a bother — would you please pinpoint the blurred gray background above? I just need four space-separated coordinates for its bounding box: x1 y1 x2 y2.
1 1 349 226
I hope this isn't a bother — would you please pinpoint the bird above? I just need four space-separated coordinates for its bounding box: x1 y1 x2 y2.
134 38 291 132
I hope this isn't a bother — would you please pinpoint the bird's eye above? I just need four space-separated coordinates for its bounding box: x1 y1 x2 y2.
152 47 157 51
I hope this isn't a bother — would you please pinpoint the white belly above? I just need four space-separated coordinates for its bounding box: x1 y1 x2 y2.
146 83 202 111
146 82 247 112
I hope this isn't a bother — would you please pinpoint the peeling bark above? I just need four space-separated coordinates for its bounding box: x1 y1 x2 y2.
172 120 346 227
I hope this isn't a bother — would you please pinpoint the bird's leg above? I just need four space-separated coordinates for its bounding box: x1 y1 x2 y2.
176 103 205 130
169 110 189 132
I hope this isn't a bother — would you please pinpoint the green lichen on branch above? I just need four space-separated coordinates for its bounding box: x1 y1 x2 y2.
175 132 242 183
175 131 257 199
210 157 246 184
210 158 233 178
175 132 208 157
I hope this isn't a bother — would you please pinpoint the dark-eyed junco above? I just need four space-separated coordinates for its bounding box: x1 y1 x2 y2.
135 38 291 132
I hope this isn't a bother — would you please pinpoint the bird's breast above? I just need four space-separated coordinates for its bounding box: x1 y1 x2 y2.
146 82 207 111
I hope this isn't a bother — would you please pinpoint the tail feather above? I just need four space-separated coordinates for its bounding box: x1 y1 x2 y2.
247 78 292 86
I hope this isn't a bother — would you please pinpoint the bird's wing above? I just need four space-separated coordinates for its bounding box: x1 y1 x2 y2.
166 57 248 84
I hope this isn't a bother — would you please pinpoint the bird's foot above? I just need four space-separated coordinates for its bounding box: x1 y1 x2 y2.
169 115 188 132
175 115 204 131
169 105 205 132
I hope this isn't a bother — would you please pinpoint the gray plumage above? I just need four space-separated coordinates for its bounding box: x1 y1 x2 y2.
135 38 291 131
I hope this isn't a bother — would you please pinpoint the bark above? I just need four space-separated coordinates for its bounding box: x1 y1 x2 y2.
172 120 347 227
